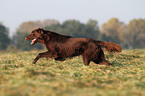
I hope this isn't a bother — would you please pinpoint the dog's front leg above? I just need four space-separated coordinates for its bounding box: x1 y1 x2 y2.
32 51 54 64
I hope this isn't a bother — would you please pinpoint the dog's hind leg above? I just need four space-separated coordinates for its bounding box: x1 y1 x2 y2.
92 48 111 66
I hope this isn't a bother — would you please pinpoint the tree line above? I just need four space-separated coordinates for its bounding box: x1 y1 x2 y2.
0 18 145 51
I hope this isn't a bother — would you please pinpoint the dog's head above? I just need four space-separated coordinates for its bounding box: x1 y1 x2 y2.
25 28 48 45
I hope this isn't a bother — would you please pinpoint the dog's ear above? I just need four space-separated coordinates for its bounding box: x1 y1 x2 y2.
41 29 48 34
37 28 44 34
40 29 44 34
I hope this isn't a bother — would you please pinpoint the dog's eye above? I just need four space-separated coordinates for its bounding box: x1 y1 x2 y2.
31 32 35 36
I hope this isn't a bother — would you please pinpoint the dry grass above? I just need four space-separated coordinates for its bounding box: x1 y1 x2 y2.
0 49 145 96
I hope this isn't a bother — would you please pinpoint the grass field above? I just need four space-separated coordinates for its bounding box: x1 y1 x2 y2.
0 49 145 96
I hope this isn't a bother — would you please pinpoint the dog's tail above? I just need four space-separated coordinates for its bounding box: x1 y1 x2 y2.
95 40 122 52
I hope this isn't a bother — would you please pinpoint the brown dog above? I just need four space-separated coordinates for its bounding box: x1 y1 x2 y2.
25 28 121 66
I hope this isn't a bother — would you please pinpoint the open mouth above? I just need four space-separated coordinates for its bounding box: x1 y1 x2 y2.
31 38 37 45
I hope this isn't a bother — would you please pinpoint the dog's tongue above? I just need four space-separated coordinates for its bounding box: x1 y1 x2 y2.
31 38 36 45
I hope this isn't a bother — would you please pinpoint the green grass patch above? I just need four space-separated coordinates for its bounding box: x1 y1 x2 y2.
0 49 145 96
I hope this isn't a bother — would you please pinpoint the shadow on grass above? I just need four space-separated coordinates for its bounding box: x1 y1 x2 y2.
25 68 55 77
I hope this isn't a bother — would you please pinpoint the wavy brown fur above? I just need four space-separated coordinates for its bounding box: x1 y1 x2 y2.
95 41 122 52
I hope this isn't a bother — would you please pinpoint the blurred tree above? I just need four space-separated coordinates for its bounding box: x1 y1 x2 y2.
0 24 10 50
126 19 145 48
61 20 86 37
87 19 98 29
16 21 42 33
42 19 59 27
16 19 59 33
86 19 100 39
101 18 126 45
46 20 99 39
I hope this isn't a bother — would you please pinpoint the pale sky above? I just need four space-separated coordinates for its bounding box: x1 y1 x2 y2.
0 0 145 36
